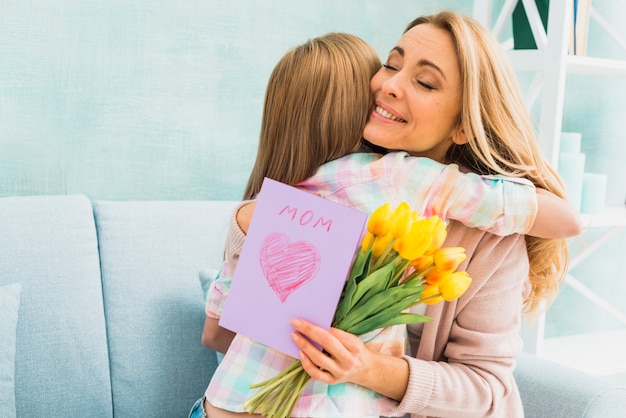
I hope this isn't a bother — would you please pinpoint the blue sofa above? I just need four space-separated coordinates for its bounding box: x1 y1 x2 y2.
1 194 624 417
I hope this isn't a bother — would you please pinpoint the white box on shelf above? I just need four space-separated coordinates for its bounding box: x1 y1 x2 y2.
558 152 585 211
581 172 607 214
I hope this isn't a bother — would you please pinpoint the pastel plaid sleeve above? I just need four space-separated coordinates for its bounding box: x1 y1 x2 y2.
205 266 230 318
420 164 538 236
205 201 251 318
300 152 537 236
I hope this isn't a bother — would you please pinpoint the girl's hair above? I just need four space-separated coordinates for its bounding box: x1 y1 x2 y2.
243 33 381 199
405 11 568 314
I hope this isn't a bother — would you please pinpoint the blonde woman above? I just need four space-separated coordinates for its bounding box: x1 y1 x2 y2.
289 11 573 417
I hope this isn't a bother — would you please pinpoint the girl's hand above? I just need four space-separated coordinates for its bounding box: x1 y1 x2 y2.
290 318 371 386
236 201 257 234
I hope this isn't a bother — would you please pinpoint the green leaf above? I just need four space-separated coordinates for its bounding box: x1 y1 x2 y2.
333 249 372 325
349 248 371 284
349 312 433 335
333 276 357 323
348 263 395 311
333 285 411 330
343 285 425 335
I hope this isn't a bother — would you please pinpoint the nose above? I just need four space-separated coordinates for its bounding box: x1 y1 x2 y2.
380 72 402 100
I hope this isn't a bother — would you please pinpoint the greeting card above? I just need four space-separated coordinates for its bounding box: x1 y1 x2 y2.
219 178 367 358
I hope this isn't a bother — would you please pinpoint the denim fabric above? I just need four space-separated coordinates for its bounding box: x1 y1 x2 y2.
189 397 207 418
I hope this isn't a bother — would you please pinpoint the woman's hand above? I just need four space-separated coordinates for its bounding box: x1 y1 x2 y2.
290 318 371 385
290 318 411 401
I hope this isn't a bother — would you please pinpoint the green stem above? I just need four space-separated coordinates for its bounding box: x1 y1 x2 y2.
284 371 311 417
268 368 303 417
245 361 303 413
249 359 301 389
403 264 435 284
389 257 410 287
372 239 397 270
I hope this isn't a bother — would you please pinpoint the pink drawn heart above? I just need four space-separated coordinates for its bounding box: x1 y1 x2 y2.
259 233 321 303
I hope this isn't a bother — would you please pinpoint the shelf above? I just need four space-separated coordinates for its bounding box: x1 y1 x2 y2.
507 51 626 77
581 205 626 228
506 50 547 72
566 55 626 77
477 0 626 359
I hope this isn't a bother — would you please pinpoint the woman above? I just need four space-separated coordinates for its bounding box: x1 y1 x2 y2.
288 11 569 417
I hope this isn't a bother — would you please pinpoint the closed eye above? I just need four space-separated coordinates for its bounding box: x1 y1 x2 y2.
418 80 435 90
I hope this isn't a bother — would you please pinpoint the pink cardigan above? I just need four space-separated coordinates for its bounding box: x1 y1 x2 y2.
387 220 529 417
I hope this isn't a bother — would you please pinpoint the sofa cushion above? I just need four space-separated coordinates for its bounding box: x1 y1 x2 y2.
0 283 21 418
0 195 112 418
93 200 236 418
515 352 626 417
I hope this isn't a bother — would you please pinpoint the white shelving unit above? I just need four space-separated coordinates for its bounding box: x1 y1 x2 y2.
473 0 626 357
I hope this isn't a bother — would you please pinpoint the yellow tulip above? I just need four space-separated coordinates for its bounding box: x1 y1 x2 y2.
371 233 393 259
389 202 412 238
419 283 444 305
361 232 373 253
425 267 452 285
410 254 434 272
438 271 472 301
433 247 467 272
367 202 393 237
424 216 447 255
392 218 432 261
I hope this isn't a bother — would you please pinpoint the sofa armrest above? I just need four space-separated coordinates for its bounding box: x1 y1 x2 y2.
515 352 626 417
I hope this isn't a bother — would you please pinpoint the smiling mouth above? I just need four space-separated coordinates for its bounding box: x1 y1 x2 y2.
374 105 406 122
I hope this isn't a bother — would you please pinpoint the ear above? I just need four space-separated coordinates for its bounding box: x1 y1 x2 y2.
452 127 469 145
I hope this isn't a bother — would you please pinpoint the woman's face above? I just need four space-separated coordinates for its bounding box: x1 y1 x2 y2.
363 23 465 162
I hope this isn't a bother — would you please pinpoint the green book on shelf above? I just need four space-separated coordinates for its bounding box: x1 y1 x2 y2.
512 0 550 49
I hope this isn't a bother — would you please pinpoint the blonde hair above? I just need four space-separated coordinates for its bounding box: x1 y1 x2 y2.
406 12 568 314
243 33 381 199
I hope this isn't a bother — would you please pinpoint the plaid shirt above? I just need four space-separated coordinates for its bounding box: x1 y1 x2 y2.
297 152 537 236
205 152 537 416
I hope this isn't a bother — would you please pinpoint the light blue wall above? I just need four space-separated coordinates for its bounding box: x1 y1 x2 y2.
0 1 623 202
1 0 625 343
0 0 471 201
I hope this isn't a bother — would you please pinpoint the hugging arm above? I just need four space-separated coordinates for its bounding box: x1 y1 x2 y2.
530 187 583 238
202 317 235 354
407 156 583 239
201 201 254 353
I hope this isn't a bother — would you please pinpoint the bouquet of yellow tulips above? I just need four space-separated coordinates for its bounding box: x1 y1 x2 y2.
244 202 472 417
